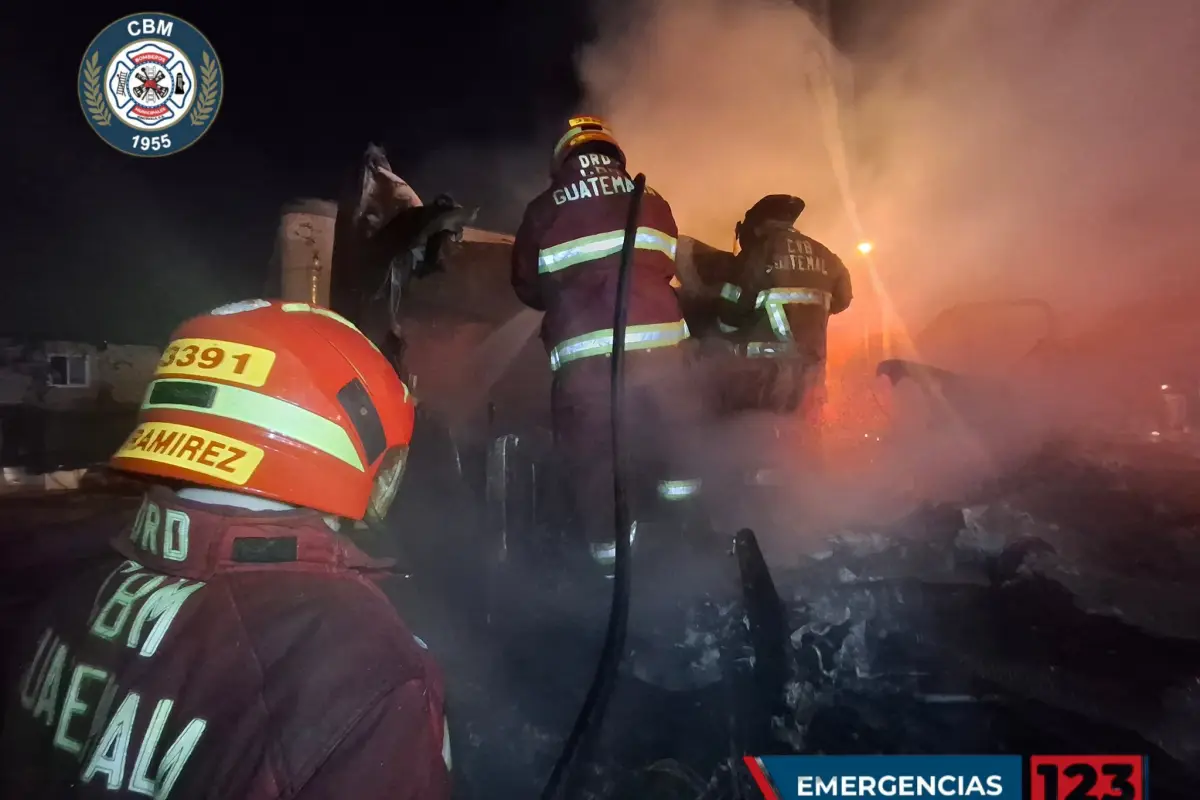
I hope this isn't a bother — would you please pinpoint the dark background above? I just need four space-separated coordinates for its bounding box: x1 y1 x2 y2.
0 1 878 345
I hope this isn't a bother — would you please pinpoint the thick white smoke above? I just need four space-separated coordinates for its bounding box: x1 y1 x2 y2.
577 0 1200 336
572 0 1200 538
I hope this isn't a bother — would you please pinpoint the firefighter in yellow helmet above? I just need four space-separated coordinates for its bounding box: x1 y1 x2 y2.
511 116 703 574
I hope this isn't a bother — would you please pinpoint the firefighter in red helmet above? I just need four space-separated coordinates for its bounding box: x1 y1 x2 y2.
512 116 702 574
1 301 451 800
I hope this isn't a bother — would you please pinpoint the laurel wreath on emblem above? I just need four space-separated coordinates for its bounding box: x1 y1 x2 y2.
189 52 220 127
82 52 113 127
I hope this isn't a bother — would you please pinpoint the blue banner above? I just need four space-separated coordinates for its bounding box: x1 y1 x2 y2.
746 755 1023 800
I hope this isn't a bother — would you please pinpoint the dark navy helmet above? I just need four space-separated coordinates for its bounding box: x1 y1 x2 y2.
736 194 806 245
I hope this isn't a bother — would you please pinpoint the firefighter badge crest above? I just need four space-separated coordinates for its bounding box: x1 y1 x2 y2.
78 13 224 157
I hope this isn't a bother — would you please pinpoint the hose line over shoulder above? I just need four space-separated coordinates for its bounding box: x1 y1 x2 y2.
539 173 648 800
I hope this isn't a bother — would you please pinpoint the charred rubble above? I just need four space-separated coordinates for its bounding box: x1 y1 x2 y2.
312 147 1200 798
424 441 1200 800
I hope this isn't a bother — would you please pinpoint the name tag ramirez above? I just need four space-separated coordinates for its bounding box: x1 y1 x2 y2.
115 421 263 485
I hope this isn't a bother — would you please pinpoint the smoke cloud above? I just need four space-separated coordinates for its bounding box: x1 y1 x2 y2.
577 0 1200 337
400 0 1200 543
568 0 1200 539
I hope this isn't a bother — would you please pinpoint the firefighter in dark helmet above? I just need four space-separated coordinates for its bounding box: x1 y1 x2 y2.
511 116 702 574
715 194 853 454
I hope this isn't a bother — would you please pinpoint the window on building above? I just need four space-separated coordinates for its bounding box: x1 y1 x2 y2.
47 354 90 387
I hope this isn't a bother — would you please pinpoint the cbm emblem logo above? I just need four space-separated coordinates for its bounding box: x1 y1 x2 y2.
78 14 223 157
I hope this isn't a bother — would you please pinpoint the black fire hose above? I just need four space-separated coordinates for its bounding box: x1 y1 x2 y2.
539 173 648 800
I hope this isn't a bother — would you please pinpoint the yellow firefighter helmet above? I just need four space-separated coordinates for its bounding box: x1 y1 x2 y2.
551 116 626 173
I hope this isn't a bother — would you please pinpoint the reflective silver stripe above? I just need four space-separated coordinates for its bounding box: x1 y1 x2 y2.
767 301 792 340
753 468 785 486
720 283 742 303
718 321 738 334
549 320 690 371
744 341 796 358
755 288 831 341
590 522 639 566
537 227 677 274
657 478 701 500
754 287 831 309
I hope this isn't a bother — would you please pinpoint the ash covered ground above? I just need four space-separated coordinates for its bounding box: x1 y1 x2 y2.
396 438 1200 799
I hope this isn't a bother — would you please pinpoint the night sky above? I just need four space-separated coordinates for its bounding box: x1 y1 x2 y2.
1 1 878 346
0 2 599 344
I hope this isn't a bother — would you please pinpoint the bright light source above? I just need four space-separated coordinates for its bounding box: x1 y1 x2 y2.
1161 384 1170 391
857 241 874 255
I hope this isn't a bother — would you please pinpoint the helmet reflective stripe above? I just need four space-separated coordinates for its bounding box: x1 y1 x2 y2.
537 227 677 274
279 302 387 358
554 117 614 159
210 299 272 316
142 378 366 471
554 125 592 157
280 302 359 330
567 115 610 130
548 320 690 371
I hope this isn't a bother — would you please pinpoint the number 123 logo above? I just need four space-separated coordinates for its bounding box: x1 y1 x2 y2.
1030 755 1145 800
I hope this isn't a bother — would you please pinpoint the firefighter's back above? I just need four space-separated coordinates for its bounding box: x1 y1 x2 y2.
752 226 849 362
2 492 448 800
529 154 683 356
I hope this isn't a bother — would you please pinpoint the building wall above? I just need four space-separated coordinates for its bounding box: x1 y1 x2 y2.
275 198 338 307
0 340 161 409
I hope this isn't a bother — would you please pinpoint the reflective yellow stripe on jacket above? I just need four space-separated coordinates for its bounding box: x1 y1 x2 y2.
549 320 690 371
757 287 830 340
537 227 677 274
721 285 830 341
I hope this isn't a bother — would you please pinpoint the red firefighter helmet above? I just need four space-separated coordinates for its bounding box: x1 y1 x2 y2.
110 299 416 523
552 115 626 173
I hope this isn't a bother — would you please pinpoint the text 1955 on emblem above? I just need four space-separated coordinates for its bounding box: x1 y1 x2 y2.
78 14 224 157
